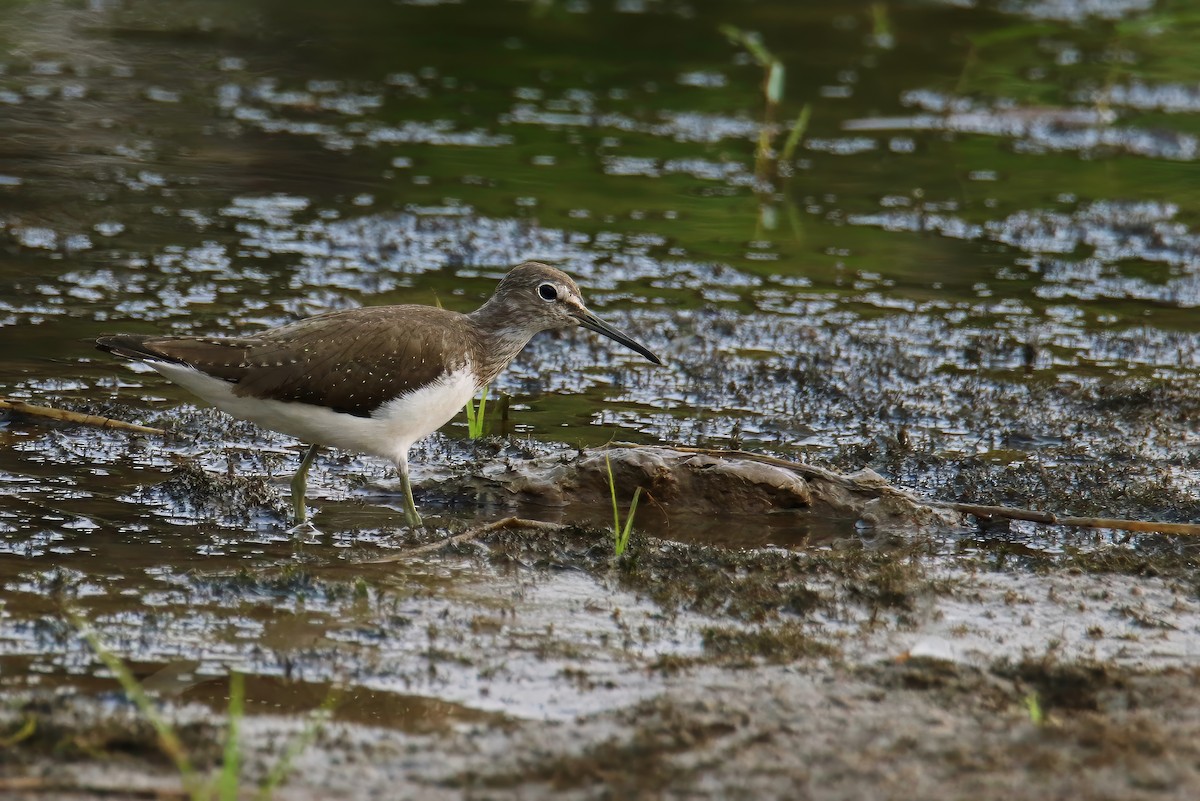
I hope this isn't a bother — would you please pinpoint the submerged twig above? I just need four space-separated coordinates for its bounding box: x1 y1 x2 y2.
0 398 166 435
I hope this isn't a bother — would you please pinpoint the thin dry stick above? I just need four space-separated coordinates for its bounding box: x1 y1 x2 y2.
235 517 566 579
939 502 1200 536
0 777 188 798
360 517 565 564
0 398 166 435
617 443 1200 536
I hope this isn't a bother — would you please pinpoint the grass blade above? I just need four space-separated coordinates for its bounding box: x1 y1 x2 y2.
257 688 339 801
465 385 489 439
0 715 36 747
781 103 812 163
476 385 488 435
218 671 244 801
607 454 642 557
616 487 642 556
1024 693 1044 726
719 24 772 66
870 2 895 48
69 612 197 791
606 455 621 543
765 61 785 106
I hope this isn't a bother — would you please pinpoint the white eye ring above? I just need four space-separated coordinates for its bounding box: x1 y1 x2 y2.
537 283 558 301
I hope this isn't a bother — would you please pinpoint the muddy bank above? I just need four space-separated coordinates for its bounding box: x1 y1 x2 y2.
4 519 1200 799
7 661 1200 801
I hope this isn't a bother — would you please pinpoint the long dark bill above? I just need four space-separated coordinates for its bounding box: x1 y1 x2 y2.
573 309 662 365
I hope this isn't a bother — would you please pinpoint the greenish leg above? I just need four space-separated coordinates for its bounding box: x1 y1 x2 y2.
397 456 423 528
291 444 320 524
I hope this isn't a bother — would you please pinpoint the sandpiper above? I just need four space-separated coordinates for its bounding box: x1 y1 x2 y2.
96 261 661 527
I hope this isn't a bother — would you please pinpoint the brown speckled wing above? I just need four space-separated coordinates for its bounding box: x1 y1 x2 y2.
103 306 479 418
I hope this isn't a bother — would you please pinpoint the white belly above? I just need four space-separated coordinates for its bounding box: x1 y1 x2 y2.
150 361 477 464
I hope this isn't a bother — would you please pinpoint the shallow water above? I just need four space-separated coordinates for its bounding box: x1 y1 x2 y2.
4 0 1200 768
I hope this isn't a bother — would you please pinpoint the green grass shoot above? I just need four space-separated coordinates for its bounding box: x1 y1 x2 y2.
1024 692 1044 726
464 384 489 439
256 690 338 801
605 453 642 557
69 611 333 800
781 103 812 163
870 2 895 48
718 24 774 68
217 671 244 801
718 24 798 179
0 714 36 747
71 612 200 796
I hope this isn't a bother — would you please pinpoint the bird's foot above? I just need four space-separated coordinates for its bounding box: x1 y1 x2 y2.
287 519 322 543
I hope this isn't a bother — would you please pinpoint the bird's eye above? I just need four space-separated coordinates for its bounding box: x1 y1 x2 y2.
537 283 558 301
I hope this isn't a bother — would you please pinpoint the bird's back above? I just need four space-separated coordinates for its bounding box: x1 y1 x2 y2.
97 304 482 418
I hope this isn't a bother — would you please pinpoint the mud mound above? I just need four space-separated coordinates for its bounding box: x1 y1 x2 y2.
445 446 965 531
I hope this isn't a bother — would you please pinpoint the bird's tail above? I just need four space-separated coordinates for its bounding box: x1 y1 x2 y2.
95 334 185 364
